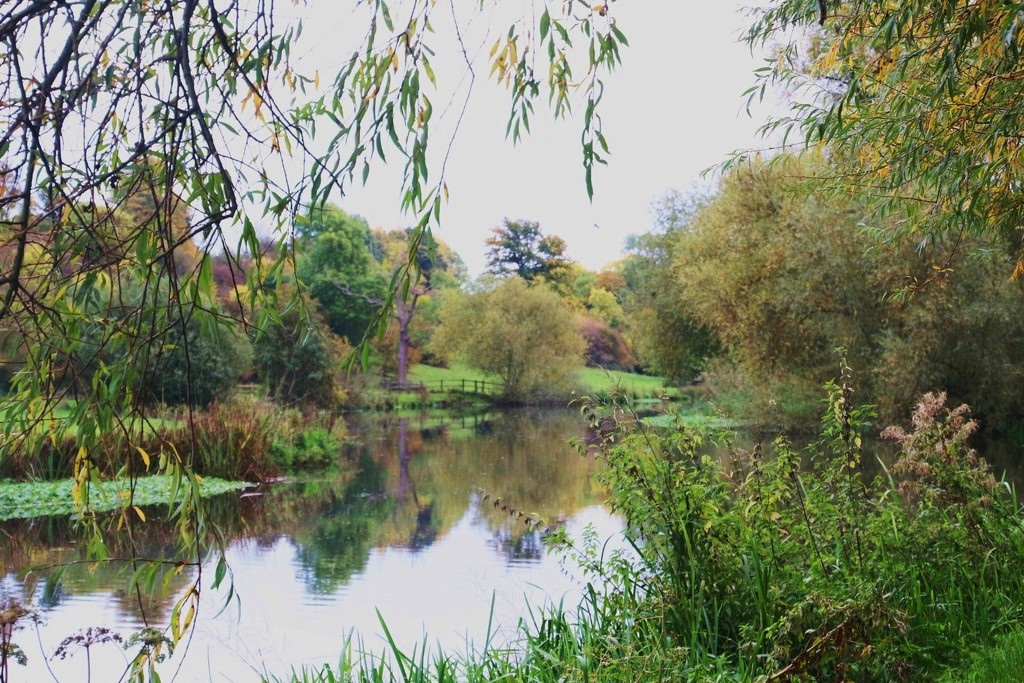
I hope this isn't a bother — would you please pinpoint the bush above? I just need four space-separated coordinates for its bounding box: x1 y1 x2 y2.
249 300 350 409
269 425 341 471
559 374 1024 681
577 315 636 371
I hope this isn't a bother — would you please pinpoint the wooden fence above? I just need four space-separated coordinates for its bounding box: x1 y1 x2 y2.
381 378 503 395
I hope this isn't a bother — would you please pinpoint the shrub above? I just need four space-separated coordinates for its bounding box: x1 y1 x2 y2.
249 301 350 410
577 315 636 371
560 374 1024 681
269 425 341 471
181 399 279 481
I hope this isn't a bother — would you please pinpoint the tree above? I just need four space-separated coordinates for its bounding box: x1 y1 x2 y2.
430 278 584 403
250 298 348 409
371 228 465 385
0 0 628 656
139 308 249 408
484 219 575 293
296 206 386 344
620 201 721 384
743 0 1024 270
666 157 1024 426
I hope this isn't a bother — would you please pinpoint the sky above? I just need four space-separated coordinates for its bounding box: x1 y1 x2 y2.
324 2 779 276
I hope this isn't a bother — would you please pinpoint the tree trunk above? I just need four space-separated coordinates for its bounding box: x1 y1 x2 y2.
395 296 415 386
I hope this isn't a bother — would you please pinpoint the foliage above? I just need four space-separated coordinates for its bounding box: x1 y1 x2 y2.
369 227 465 384
429 278 584 403
583 286 624 327
184 395 343 479
270 426 342 471
183 399 281 481
742 0 1024 269
138 308 250 408
664 158 1024 426
250 296 350 409
558 379 1024 681
577 315 636 372
483 219 575 294
0 476 247 522
297 207 387 345
620 224 721 384
940 628 1024 683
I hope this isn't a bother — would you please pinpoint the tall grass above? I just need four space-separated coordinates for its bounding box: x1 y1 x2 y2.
0 397 344 483
181 397 344 480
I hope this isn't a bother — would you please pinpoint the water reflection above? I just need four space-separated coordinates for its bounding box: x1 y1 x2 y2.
0 408 619 681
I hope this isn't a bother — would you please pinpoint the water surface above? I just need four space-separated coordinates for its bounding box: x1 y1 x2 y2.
0 408 621 682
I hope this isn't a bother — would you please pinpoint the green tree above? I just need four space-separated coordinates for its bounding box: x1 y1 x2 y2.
743 0 1024 269
250 296 348 409
140 310 249 408
668 158 1024 426
430 278 584 403
484 219 575 293
296 206 387 344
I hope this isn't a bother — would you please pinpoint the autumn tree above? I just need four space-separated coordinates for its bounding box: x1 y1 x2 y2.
620 209 721 384
430 278 584 403
667 158 1024 425
484 219 575 293
743 0 1024 270
371 228 465 385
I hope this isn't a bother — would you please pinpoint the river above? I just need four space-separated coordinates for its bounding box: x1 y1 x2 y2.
0 408 621 682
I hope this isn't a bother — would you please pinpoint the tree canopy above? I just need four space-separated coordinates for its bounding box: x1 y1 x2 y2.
430 277 584 403
484 219 574 292
296 206 386 344
744 0 1024 269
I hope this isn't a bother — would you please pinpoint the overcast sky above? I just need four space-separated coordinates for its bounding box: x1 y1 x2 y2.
301 3 778 275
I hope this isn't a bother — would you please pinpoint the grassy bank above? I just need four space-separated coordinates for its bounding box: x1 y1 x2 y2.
0 396 346 483
272 383 1024 683
393 363 676 407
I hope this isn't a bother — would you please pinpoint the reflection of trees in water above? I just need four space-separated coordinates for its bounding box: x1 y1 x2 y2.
405 409 604 549
487 523 545 564
1 409 605 621
295 408 603 575
0 513 195 626
289 451 391 594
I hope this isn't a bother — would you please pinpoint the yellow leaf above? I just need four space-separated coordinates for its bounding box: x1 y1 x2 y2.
133 505 146 522
136 445 151 469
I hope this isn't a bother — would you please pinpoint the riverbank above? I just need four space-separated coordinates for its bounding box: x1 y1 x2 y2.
270 389 1024 683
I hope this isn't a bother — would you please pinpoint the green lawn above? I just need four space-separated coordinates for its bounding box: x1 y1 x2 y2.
575 366 676 398
407 362 498 386
407 363 675 399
